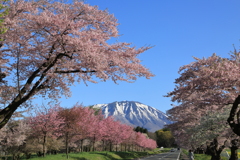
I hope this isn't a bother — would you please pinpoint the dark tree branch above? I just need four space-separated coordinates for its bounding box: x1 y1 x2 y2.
227 95 240 136
0 50 72 128
54 69 96 74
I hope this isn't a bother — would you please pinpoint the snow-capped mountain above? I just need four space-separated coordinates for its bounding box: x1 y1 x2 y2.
92 101 172 132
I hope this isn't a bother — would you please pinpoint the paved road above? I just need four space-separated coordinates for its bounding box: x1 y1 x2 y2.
138 150 181 160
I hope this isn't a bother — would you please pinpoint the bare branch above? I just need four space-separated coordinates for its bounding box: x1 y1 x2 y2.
54 69 96 74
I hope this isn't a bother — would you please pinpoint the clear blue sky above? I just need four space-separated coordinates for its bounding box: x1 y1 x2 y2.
36 0 240 113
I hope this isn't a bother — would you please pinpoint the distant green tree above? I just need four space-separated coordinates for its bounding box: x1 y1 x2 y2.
155 128 176 148
134 126 148 133
162 128 170 131
134 126 140 132
142 128 148 133
147 131 157 141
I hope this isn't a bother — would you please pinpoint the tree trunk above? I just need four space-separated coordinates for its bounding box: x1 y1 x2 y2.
43 134 47 157
0 102 20 129
210 154 222 160
0 52 67 130
109 142 112 152
208 138 225 160
229 147 238 160
229 139 239 160
93 135 95 152
102 140 105 151
65 133 69 159
80 139 83 152
228 95 240 136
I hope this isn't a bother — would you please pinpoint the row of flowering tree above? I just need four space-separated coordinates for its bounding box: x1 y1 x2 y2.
0 104 157 159
166 50 240 160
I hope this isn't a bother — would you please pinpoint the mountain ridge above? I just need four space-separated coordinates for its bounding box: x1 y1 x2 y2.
92 101 172 132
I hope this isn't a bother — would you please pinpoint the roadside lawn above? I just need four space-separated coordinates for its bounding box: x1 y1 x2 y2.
181 149 228 160
1 148 170 160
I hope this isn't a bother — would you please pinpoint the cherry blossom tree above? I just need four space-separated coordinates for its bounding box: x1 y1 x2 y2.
84 110 104 152
188 108 235 160
0 119 29 160
98 117 156 151
166 51 240 135
58 104 100 157
27 105 64 157
97 116 117 151
197 108 240 160
167 104 236 160
58 106 81 158
116 123 134 151
164 50 240 160
71 106 102 152
132 131 156 151
127 130 138 151
104 119 132 151
0 0 153 129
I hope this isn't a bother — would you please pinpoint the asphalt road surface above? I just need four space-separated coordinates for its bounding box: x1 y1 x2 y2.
138 149 181 160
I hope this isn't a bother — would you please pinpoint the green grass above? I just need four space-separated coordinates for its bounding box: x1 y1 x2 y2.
194 154 212 160
194 154 228 160
224 148 240 156
180 149 228 160
222 148 240 160
0 149 168 160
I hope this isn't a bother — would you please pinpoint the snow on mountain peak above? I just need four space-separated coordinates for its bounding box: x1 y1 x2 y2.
92 101 172 132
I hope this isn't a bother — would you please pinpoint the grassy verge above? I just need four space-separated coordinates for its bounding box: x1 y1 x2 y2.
224 148 240 158
194 154 228 160
180 149 228 160
1 149 169 160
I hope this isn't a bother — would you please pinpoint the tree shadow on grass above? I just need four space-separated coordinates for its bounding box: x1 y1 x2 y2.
69 156 90 160
116 151 146 159
89 152 118 160
114 152 135 159
90 151 143 160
